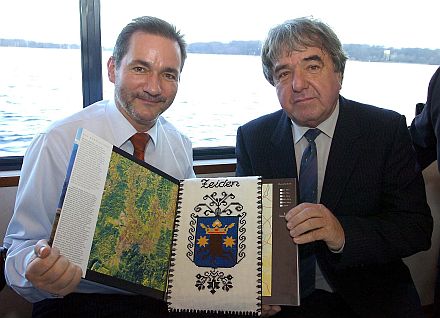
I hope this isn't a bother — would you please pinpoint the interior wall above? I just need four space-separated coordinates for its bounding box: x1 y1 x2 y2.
0 185 33 318
404 161 440 305
1 186 17 240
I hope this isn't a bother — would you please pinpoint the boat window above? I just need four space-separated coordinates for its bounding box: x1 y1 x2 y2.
1 0 439 169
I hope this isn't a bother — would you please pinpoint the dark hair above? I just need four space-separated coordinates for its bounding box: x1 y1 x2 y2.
112 16 187 71
261 17 347 86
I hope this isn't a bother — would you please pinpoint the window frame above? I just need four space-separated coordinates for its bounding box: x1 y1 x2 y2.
80 0 103 107
0 0 235 172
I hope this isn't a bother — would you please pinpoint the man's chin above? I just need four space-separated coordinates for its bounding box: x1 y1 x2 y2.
134 115 160 127
289 113 321 127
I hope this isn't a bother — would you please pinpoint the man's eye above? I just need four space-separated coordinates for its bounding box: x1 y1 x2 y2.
164 73 177 81
277 71 290 80
133 66 145 72
307 64 321 73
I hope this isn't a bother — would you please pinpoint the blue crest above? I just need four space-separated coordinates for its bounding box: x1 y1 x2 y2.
194 216 239 268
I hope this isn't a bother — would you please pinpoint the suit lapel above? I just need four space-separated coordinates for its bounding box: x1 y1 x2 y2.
265 102 362 209
269 111 298 178
321 98 362 211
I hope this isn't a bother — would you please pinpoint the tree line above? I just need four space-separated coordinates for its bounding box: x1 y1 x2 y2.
0 38 80 49
1 38 439 65
188 41 440 65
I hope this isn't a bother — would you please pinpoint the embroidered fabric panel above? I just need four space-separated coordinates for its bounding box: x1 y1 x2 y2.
167 176 262 315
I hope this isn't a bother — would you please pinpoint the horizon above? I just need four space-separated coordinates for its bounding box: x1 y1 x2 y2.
1 0 440 50
1 37 440 52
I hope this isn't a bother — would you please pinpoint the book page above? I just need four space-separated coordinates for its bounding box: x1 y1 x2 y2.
261 183 274 297
167 177 262 315
52 128 113 275
262 179 299 306
85 148 179 298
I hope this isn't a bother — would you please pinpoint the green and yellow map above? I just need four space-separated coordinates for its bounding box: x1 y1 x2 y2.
87 151 179 292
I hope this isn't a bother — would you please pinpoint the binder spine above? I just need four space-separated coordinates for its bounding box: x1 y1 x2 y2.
166 180 185 307
48 134 81 246
167 308 260 316
256 176 263 313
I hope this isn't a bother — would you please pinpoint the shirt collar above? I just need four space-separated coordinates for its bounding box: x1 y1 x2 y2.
292 100 340 144
107 99 159 147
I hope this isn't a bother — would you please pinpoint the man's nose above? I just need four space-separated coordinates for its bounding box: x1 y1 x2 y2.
143 73 161 96
291 69 307 92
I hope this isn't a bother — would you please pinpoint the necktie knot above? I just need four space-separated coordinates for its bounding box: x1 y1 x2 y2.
304 128 321 143
130 133 149 161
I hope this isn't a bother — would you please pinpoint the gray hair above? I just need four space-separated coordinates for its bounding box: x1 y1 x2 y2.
113 16 187 71
261 17 347 86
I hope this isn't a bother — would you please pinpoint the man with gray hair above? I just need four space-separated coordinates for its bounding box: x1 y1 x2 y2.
236 17 432 317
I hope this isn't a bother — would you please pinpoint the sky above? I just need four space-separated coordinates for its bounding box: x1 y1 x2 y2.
1 0 440 49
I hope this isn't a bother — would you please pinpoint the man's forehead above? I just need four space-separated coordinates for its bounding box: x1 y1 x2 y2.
274 47 328 68
280 46 327 60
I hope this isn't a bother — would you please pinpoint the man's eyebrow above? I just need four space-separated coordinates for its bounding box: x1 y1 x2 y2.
273 54 324 74
162 66 180 76
130 59 151 68
274 63 289 74
303 55 323 63
130 59 179 75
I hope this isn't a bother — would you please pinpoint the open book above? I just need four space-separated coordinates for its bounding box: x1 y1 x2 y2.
50 128 298 315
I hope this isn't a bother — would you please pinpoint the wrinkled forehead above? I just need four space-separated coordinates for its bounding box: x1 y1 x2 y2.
276 46 328 64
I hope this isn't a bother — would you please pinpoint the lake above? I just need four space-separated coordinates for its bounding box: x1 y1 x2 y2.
0 47 438 156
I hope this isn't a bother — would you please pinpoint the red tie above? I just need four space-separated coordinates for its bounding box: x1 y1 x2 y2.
130 133 149 161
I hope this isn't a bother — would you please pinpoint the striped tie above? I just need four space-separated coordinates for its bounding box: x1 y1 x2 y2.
300 129 321 203
299 128 321 298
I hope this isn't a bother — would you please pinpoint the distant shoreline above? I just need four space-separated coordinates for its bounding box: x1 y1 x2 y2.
1 38 440 64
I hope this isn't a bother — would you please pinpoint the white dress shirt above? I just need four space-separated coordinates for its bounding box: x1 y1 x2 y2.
291 101 340 292
4 99 195 302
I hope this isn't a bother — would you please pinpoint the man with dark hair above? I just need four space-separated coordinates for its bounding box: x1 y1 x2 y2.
4 16 194 317
236 17 433 317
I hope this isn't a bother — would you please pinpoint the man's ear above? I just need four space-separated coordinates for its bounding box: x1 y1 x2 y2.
107 56 116 84
337 72 343 89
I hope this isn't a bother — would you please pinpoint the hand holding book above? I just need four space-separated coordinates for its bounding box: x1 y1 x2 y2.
27 239 82 297
50 128 299 316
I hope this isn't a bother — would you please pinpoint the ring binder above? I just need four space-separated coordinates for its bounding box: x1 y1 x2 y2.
50 129 299 316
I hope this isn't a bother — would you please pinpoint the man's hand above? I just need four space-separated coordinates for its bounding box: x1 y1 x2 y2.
25 239 82 296
285 203 345 251
262 304 281 317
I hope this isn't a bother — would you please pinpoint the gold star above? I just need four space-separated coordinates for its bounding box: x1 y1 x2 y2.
197 236 209 247
223 236 236 248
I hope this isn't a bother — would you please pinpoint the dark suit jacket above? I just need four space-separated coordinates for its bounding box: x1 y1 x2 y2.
236 96 433 317
410 66 440 171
